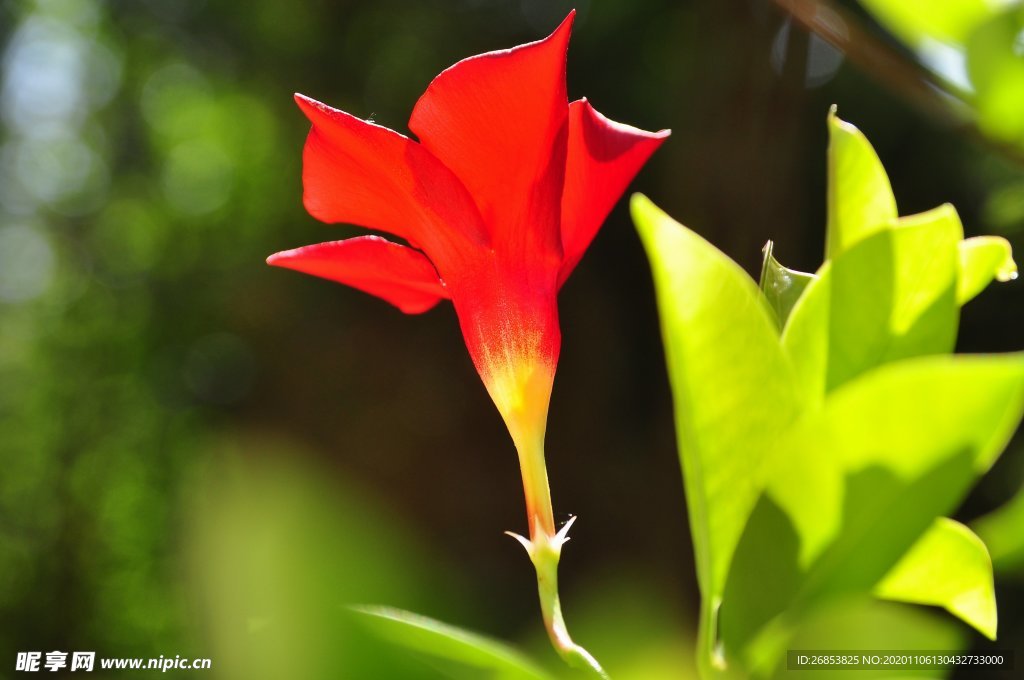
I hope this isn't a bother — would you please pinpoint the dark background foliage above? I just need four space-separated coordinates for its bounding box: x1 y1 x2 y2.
1 0 1021 677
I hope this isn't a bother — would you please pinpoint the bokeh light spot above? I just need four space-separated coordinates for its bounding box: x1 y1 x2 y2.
0 224 56 303
161 140 235 215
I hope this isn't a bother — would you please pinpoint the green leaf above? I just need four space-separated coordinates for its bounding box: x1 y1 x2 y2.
973 484 1024 574
351 606 553 680
779 266 831 401
785 354 1024 583
967 7 1024 143
784 205 962 395
632 194 803 670
632 194 803 596
876 518 997 640
825 109 897 260
857 0 996 48
958 236 1018 304
720 354 1024 667
759 240 816 328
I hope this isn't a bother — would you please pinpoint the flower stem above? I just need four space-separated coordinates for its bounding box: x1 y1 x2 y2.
507 436 609 679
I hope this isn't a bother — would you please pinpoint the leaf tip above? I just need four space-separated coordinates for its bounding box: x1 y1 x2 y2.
997 252 1018 282
630 192 660 237
629 191 652 214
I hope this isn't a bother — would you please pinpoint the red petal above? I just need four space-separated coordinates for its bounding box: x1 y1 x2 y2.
267 236 449 314
558 99 670 285
408 12 574 262
294 94 486 272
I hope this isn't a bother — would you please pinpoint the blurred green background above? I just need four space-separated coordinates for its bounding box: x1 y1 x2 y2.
1 0 1023 678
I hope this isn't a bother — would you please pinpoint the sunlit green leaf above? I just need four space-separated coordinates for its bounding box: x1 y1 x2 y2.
958 235 1018 304
790 114 962 397
967 7 1024 143
780 265 831 401
825 110 897 260
784 205 962 395
632 194 803 669
858 0 995 47
639 112 1024 678
783 112 1016 401
351 606 553 680
759 241 816 328
876 518 997 640
635 189 1024 676
721 354 1024 668
787 353 1024 578
973 484 1024 574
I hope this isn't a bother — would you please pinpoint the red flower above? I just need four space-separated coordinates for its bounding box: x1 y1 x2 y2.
270 13 666 671
269 11 667 538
